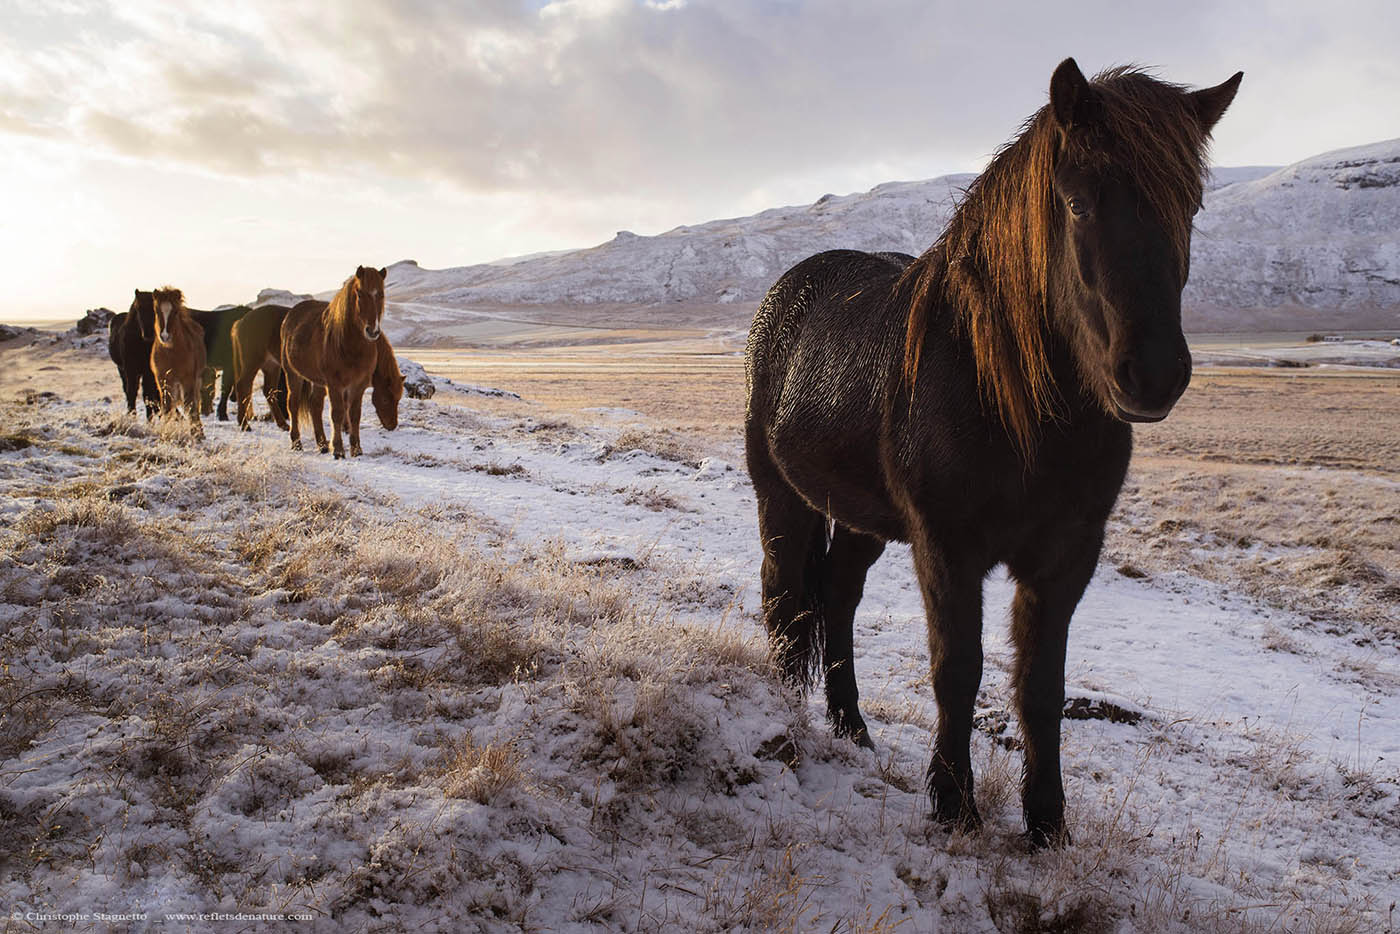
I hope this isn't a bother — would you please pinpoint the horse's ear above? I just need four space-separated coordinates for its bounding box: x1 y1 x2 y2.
379 267 387 280
1191 71 1243 133
1049 57 1094 131
356 265 366 279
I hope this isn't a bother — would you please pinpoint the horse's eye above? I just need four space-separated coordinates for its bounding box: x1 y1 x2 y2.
1068 196 1088 217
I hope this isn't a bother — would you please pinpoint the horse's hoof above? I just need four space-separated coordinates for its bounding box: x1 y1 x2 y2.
319 445 330 455
930 781 981 833
291 440 302 451
333 450 345 460
350 446 362 457
933 802 982 834
829 710 876 750
1024 824 1071 851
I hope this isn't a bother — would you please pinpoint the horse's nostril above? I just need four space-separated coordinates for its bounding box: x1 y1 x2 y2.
1114 358 1141 398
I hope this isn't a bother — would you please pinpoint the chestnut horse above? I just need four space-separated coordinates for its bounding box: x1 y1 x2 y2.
296 334 405 451
746 60 1240 847
280 266 386 458
149 286 207 437
231 304 292 430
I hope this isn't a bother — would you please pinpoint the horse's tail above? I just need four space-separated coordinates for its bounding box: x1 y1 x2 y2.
792 518 832 687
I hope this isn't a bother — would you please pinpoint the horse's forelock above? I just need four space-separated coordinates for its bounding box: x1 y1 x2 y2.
1054 69 1209 271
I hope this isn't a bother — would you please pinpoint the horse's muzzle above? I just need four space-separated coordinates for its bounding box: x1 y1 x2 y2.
1110 348 1191 422
364 326 380 342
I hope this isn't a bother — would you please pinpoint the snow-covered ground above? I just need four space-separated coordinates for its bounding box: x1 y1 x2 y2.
2 346 1397 931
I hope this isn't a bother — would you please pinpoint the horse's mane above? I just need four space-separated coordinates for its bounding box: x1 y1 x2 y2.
900 66 1214 455
321 275 360 355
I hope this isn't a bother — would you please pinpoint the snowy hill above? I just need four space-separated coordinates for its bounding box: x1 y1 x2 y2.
385 175 974 311
339 140 1399 336
1188 140 1400 329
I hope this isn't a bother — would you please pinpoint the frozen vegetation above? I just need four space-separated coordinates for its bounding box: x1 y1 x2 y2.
1 345 1397 931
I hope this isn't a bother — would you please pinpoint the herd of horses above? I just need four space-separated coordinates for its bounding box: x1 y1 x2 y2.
97 61 1241 850
107 265 404 455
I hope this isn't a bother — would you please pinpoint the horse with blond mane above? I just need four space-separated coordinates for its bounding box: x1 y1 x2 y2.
148 286 207 437
280 266 386 458
745 59 1241 848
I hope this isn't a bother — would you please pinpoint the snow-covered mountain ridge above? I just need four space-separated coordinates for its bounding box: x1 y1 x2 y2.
314 139 1400 333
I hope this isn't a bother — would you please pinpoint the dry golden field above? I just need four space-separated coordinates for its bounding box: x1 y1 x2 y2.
420 346 1400 642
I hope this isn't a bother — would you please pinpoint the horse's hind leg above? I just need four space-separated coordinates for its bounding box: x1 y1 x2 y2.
748 429 827 688
286 370 304 450
1007 535 1100 849
234 356 257 430
823 526 885 748
216 368 234 421
264 365 289 429
327 386 347 459
308 383 329 454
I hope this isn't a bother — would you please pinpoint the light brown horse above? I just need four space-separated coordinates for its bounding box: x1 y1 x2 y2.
280 266 386 458
231 304 291 430
297 335 405 451
148 286 206 437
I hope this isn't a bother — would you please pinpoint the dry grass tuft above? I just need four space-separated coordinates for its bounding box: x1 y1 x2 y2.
611 427 704 467
442 735 526 804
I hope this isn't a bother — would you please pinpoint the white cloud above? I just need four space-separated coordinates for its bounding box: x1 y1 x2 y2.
3 0 1399 318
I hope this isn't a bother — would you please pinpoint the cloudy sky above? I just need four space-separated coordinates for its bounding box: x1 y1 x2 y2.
3 0 1398 320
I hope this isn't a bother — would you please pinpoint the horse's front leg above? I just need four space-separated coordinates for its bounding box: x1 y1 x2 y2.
120 363 138 414
141 364 159 421
1007 530 1102 849
186 382 204 439
913 535 986 831
328 386 348 459
348 384 365 456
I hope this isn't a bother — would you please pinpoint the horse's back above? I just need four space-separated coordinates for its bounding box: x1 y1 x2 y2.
747 249 910 420
233 305 286 370
746 250 913 537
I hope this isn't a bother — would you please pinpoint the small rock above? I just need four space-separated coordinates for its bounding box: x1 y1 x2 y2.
397 358 436 399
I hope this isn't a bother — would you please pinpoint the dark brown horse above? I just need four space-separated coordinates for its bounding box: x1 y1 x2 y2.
108 290 158 418
190 306 252 420
281 266 386 458
149 286 207 437
231 305 291 430
745 59 1241 848
295 334 405 451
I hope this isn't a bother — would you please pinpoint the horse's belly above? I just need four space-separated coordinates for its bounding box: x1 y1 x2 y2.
768 426 905 540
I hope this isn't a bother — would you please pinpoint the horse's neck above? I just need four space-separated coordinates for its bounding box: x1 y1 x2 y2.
325 291 359 338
